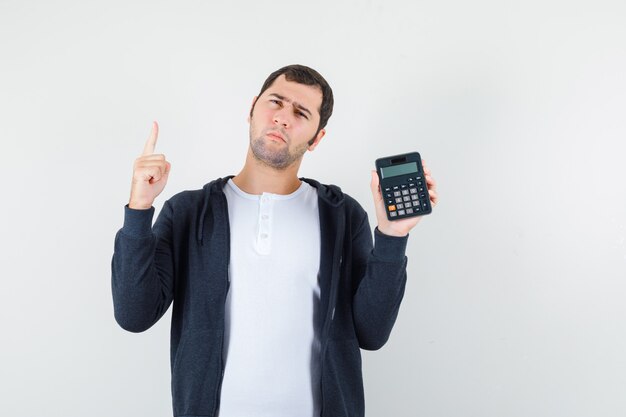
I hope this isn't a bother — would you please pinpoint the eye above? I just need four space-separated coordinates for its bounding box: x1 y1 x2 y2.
296 111 308 119
270 99 281 105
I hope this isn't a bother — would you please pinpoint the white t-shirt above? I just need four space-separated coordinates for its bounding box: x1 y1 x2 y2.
218 178 322 417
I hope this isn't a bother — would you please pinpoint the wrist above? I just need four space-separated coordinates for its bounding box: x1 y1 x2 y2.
128 201 153 210
373 226 409 260
376 225 408 237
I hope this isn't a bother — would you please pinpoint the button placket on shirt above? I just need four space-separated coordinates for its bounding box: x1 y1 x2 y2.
256 194 273 255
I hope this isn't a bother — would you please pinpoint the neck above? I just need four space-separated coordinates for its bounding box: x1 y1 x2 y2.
232 147 303 195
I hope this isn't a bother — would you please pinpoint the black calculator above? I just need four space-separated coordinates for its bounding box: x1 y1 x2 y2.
375 152 432 220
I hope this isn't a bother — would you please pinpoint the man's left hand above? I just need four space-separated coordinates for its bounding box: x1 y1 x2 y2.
370 160 439 237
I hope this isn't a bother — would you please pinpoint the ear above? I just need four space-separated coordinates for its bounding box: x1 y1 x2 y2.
307 129 326 152
247 96 258 123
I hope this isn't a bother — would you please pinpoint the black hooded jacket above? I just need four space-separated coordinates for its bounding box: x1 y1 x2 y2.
112 176 409 417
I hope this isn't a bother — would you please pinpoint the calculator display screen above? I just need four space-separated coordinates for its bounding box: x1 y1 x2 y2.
380 162 418 179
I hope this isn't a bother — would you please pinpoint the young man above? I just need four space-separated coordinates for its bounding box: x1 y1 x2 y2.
111 64 438 417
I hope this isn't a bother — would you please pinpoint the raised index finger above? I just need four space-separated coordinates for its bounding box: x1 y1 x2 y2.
142 121 159 156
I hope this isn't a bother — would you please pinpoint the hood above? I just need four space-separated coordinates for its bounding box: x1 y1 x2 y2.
197 175 345 245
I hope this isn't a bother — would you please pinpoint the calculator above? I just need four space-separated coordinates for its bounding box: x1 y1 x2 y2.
375 152 432 220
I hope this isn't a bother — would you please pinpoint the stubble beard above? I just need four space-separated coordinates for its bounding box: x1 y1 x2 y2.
249 126 309 171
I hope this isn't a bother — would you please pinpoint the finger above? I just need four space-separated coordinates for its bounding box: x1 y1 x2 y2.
135 161 167 170
163 161 171 176
142 121 159 156
370 170 383 201
134 161 167 179
138 154 166 161
425 174 437 188
429 189 439 205
134 155 166 166
138 165 164 182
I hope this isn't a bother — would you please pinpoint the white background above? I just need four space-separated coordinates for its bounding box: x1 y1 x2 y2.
1 0 625 416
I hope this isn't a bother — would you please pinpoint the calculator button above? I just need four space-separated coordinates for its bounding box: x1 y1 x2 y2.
398 210 406 215
408 183 415 188
415 205 420 212
384 187 391 192
386 199 394 205
418 186 425 192
411 194 418 200
395 197 403 203
412 201 420 207
406 208 413 214
393 191 401 197
409 188 417 194
403 196 411 202
417 180 423 186
396 203 404 209
421 201 428 208
400 184 407 189
393 185 399 191
390 211 397 217
419 193 426 199
401 190 409 196
385 192 393 198
388 205 396 211
416 176 422 180
408 177 414 182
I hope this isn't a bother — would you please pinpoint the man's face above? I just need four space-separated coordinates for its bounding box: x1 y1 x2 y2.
248 74 325 170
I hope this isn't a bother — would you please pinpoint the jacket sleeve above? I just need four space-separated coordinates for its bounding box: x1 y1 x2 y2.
351 213 409 350
111 201 175 333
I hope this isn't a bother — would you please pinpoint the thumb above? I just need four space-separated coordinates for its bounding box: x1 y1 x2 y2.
370 170 382 202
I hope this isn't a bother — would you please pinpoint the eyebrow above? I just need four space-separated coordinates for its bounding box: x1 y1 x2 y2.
268 93 312 117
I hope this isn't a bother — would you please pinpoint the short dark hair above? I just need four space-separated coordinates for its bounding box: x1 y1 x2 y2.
250 64 334 137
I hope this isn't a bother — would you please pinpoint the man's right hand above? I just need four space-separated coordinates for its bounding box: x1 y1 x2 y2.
128 121 171 210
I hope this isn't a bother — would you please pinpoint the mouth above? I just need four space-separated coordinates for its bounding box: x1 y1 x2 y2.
266 131 286 143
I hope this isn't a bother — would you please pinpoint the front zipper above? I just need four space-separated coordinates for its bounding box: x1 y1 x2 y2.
212 192 231 417
319 218 345 417
212 267 230 417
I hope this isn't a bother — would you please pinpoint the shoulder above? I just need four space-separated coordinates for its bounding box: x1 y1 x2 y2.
164 188 205 210
307 177 369 229
341 191 369 236
163 176 229 212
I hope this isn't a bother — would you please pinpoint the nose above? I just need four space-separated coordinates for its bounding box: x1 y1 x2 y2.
273 108 291 128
